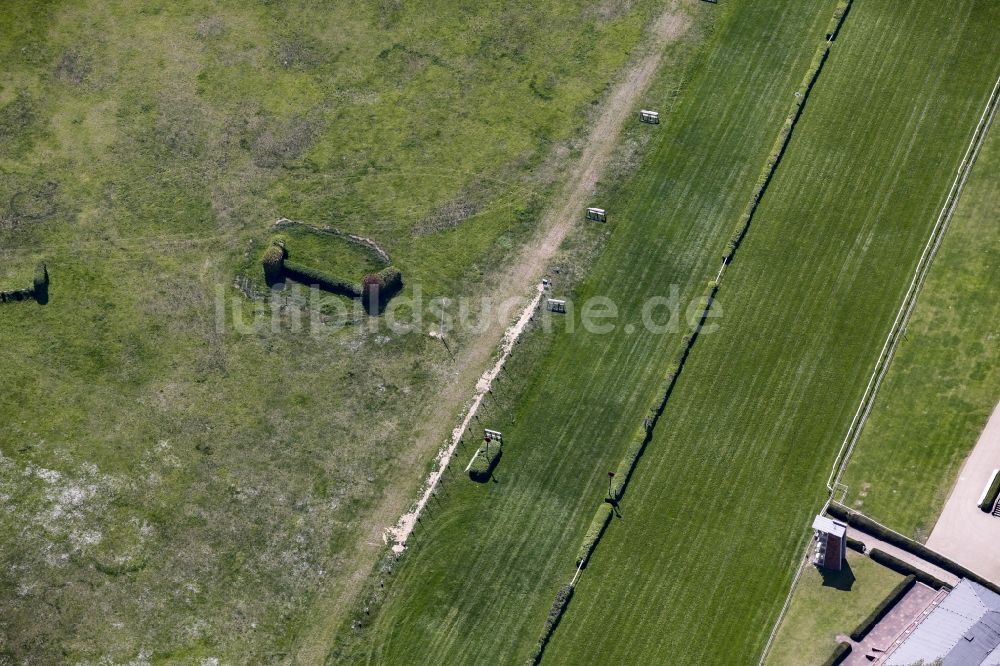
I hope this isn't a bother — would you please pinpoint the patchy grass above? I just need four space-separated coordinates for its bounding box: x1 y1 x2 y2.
0 0 669 661
766 552 902 666
840 106 1000 541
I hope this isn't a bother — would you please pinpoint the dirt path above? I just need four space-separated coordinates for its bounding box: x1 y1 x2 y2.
288 5 692 663
925 398 1000 582
387 284 545 553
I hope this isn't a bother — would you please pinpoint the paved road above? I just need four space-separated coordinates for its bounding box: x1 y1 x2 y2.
926 398 1000 582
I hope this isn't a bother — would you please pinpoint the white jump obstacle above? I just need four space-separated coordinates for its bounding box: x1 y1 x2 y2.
547 298 567 313
484 429 503 443
585 207 607 222
639 109 659 124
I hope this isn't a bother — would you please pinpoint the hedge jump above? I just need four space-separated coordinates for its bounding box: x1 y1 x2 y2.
978 469 1000 512
0 262 48 305
262 241 403 312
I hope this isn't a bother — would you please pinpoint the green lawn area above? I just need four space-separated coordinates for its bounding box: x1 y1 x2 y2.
545 1 1000 663
766 551 902 666
336 1 840 663
272 225 387 279
840 121 1000 541
0 0 668 661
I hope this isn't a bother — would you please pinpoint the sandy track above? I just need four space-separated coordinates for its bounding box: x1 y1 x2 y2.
288 4 692 663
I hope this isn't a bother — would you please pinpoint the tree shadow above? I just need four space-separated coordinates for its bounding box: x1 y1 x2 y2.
819 559 856 591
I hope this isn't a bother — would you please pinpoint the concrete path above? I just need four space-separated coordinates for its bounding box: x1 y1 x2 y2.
847 529 960 588
926 398 1000 582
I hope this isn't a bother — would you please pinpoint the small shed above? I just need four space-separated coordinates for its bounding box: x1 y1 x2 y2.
811 515 847 571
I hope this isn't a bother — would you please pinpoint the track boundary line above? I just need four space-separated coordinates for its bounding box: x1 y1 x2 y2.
825 70 1000 497
758 69 1000 666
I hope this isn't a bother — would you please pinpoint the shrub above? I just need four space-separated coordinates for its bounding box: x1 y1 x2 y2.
529 584 574 664
377 266 403 295
821 641 852 666
0 288 32 303
826 0 852 40
262 243 286 285
361 272 384 297
283 260 362 298
576 502 613 568
468 443 501 482
845 536 865 553
361 272 385 313
979 469 1000 512
360 266 403 313
849 575 915 642
867 549 948 590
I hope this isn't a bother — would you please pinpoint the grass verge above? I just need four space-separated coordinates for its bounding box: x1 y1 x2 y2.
840 119 1000 540
765 552 902 666
544 1 1000 662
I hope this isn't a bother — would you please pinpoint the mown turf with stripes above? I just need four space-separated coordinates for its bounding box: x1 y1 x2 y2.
545 1 1000 663
840 108 1000 541
334 1 838 663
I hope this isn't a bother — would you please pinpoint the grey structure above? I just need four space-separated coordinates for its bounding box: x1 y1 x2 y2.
886 579 1000 665
811 515 846 571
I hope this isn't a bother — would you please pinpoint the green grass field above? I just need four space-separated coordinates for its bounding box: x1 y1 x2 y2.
545 1 1000 663
338 1 841 663
0 1 668 661
766 551 902 666
840 122 1000 541
4 0 997 662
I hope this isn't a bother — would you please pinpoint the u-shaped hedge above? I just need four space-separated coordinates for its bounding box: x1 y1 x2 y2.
262 241 403 312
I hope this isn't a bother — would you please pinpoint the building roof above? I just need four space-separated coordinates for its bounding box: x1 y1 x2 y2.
887 579 1000 665
812 515 846 537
